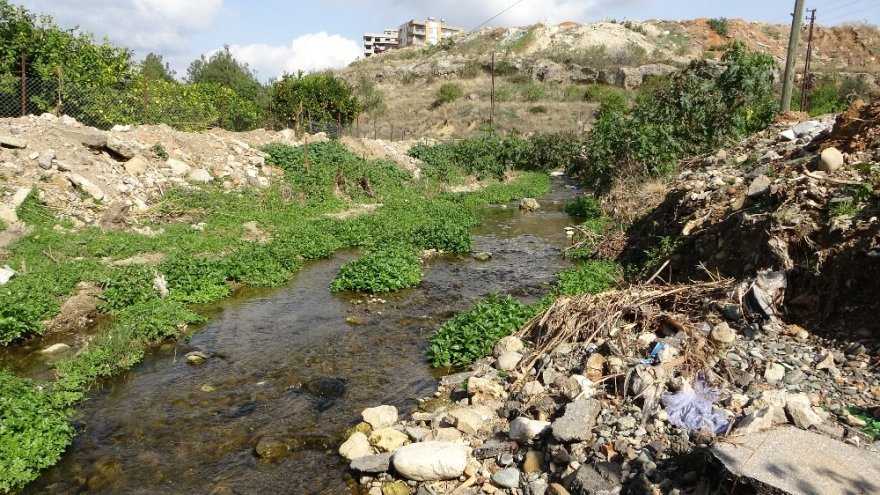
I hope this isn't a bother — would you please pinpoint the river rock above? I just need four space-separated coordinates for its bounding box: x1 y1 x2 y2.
519 198 541 211
508 417 550 443
363 405 398 429
552 397 601 442
391 441 470 481
423 427 462 442
492 467 521 488
448 408 485 435
494 336 524 357
186 351 208 365
473 252 492 261
468 376 506 402
568 462 622 495
350 452 393 473
339 431 372 460
254 437 287 459
381 481 410 495
496 351 523 371
370 427 409 452
711 322 737 345
819 147 843 172
124 155 149 175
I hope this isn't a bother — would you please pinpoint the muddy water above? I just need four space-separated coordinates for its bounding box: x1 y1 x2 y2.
22 180 579 495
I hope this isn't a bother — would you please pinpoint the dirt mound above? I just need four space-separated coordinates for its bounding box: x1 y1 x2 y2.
815 99 880 153
617 111 880 337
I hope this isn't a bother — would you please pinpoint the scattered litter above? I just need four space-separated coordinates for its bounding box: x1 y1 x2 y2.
0 265 16 285
661 376 730 434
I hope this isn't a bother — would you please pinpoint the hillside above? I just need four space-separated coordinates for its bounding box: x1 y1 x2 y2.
338 18 880 139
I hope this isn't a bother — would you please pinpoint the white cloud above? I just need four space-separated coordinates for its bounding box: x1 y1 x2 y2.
17 0 224 54
229 33 362 81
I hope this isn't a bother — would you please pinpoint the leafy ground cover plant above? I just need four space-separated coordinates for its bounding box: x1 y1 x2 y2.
330 246 422 293
564 195 601 217
555 260 623 296
0 372 73 492
427 294 540 368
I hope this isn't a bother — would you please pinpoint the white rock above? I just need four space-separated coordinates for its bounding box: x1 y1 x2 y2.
785 393 823 429
493 336 524 357
508 417 550 442
521 381 545 397
496 352 523 371
124 156 149 175
0 265 17 285
339 432 372 460
448 408 485 435
392 441 470 481
166 158 191 176
369 427 409 452
362 405 398 430
793 121 819 136
764 363 785 384
188 168 212 183
39 343 71 355
778 129 797 141
819 147 844 172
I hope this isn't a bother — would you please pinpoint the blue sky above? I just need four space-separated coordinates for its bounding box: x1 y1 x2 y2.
16 0 880 81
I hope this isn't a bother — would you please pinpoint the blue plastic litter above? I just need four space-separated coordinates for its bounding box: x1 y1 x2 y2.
661 376 730 434
640 342 665 365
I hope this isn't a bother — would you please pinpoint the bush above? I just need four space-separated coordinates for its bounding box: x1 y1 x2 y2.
0 371 73 493
426 294 539 368
435 83 464 106
521 84 546 102
575 42 775 192
556 260 622 296
271 71 360 130
460 61 481 79
494 59 517 76
330 246 422 293
794 73 873 116
564 195 601 217
708 18 729 37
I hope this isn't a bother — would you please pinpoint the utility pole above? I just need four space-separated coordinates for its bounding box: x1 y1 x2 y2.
800 9 817 112
490 52 495 128
781 0 806 112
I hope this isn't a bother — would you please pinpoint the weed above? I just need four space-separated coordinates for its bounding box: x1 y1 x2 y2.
460 60 481 79
521 84 546 102
150 143 168 160
564 195 601 217
643 235 681 275
830 199 859 218
494 59 517 76
330 246 421 293
555 260 622 295
434 83 464 107
709 18 729 37
426 294 540 368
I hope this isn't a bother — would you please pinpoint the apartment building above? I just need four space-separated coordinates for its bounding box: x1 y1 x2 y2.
363 29 399 57
398 17 464 47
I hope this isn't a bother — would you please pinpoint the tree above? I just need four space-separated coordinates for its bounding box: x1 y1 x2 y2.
140 53 176 82
272 71 361 131
186 45 262 100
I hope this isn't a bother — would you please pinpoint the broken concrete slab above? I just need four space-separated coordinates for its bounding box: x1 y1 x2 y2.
0 135 28 148
712 426 880 495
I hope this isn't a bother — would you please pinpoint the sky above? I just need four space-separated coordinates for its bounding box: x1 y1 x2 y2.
15 0 880 82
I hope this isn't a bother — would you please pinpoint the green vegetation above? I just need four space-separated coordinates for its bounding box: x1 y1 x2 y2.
564 195 601 217
0 372 73 493
506 28 536 53
555 260 622 296
574 42 775 192
140 53 176 82
520 84 546 102
708 18 729 37
460 60 482 79
793 73 874 116
434 83 465 106
272 71 361 130
330 246 422 293
830 199 859 218
426 294 540 368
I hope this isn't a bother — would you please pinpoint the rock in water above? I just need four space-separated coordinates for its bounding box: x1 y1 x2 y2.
819 147 844 172
391 441 469 481
339 432 372 460
304 377 347 398
519 198 540 211
362 405 398 429
254 437 287 459
369 427 409 452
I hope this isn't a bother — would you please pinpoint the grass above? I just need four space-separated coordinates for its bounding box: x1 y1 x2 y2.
0 138 554 491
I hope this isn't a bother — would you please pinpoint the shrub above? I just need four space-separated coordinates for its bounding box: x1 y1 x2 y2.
271 71 361 130
0 372 73 493
330 246 422 293
494 59 517 76
426 294 539 368
460 61 481 79
564 195 601 217
435 83 464 106
709 18 729 37
794 73 873 116
556 260 622 296
524 134 584 171
521 84 546 102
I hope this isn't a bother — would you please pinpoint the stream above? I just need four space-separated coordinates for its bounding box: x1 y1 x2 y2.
17 179 579 494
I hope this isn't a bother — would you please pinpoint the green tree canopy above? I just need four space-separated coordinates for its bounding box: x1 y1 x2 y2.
272 71 361 129
186 45 262 100
140 53 176 83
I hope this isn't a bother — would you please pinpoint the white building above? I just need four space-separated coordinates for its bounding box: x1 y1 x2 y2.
363 29 399 57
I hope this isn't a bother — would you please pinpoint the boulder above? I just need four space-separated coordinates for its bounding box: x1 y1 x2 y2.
362 405 398 429
392 441 470 481
106 137 137 159
369 427 409 452
124 155 150 175
339 431 372 460
552 398 601 442
350 452 393 473
819 147 844 172
508 417 550 443
494 336 524 357
519 198 540 211
496 351 523 371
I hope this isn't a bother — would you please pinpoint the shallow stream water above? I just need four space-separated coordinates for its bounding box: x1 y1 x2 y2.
16 179 579 494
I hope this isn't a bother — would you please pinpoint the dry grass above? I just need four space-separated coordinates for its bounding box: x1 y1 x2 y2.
600 177 670 224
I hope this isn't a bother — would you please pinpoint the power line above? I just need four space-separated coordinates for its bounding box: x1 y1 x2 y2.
471 0 529 32
817 0 868 14
822 1 880 23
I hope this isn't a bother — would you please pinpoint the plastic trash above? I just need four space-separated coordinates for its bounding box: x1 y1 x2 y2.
0 265 15 286
661 376 730 434
640 342 665 365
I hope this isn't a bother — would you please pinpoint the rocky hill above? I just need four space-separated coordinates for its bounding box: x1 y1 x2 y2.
338 19 880 139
